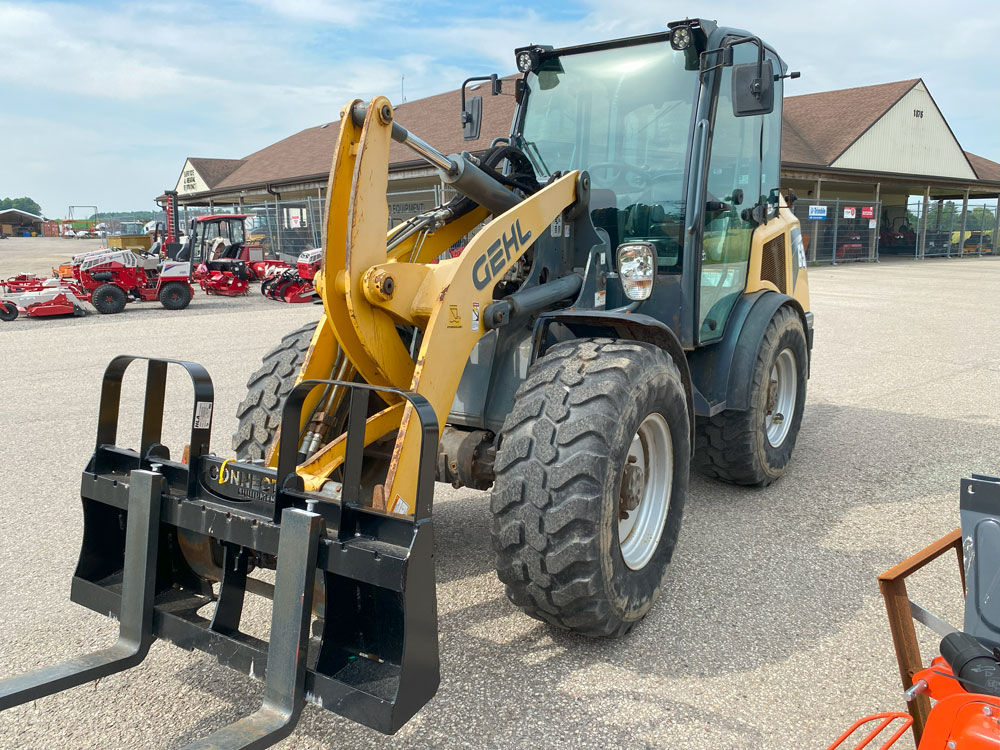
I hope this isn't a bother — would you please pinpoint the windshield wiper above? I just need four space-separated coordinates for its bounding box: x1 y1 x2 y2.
518 138 551 178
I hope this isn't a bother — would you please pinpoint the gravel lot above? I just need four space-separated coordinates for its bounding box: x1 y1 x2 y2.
1 236 998 748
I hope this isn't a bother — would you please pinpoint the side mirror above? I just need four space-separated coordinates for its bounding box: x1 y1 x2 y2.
732 59 774 116
461 73 500 141
462 96 483 140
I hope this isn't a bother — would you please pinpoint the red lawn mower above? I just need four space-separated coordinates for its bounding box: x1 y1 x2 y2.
0 275 88 321
260 247 321 303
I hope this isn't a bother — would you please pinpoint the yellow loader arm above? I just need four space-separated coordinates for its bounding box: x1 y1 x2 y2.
282 97 580 513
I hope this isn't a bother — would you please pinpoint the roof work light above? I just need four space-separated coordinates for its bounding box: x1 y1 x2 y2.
516 49 536 73
669 25 692 50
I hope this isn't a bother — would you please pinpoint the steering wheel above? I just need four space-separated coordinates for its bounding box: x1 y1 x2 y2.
587 162 649 192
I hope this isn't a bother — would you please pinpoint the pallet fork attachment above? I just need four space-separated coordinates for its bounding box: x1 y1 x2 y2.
0 355 440 746
0 468 163 710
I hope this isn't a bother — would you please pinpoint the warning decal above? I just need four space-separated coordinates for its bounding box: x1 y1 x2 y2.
194 401 213 430
390 494 411 515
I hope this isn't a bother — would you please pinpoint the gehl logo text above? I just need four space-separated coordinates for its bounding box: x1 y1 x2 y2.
472 219 532 291
210 460 277 503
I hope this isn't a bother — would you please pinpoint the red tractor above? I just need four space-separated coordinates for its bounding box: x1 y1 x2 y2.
188 214 290 296
76 248 194 313
1 247 193 319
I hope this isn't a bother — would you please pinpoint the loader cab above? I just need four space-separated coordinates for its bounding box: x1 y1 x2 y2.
511 21 789 348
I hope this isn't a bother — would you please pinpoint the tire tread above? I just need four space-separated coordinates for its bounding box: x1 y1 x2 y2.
692 306 805 486
491 337 687 638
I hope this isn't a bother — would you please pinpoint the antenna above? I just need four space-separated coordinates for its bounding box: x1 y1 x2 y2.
401 74 405 104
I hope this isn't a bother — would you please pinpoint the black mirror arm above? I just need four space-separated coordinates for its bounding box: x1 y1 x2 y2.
702 35 769 99
460 75 500 123
734 36 767 100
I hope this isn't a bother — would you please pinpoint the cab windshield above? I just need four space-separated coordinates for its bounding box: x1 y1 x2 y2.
196 219 246 260
517 42 698 271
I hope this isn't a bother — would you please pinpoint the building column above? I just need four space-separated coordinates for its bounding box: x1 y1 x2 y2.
872 182 881 261
957 188 970 259
994 196 1000 257
978 202 985 256
317 187 325 247
831 198 840 265
918 186 930 259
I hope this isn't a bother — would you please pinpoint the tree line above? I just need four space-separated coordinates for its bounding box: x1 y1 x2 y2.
0 197 43 216
904 202 997 231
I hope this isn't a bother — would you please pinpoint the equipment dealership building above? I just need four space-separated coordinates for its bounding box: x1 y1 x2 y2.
167 77 1000 263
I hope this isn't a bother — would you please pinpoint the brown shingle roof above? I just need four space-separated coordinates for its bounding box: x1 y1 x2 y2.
188 76 998 196
965 151 1000 182
212 80 519 193
780 79 920 166
187 157 246 188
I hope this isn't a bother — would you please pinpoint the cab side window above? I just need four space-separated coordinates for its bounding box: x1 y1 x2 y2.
698 43 772 343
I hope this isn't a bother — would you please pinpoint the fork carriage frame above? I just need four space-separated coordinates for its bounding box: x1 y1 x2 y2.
0 355 440 747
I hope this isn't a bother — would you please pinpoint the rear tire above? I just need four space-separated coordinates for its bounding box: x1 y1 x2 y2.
693 306 808 486
91 283 126 314
0 301 18 321
159 281 192 310
491 338 689 637
233 322 315 460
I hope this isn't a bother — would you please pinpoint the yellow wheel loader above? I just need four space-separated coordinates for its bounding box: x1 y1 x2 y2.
0 19 812 747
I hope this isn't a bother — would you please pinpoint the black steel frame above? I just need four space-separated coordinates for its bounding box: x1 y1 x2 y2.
0 355 440 747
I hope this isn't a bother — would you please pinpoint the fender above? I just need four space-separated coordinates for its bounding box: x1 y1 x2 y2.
532 310 695 452
686 291 812 417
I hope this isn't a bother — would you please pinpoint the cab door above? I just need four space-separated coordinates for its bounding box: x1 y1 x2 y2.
697 42 768 343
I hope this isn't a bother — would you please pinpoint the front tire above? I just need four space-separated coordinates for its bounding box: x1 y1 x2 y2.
0 301 18 321
491 338 690 637
91 283 126 314
233 322 315 459
693 305 808 486
159 281 192 310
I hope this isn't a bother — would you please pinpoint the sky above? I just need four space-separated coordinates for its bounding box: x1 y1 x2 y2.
2 0 998 218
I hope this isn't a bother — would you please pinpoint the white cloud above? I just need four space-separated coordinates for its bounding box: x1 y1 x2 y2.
245 0 382 26
2 0 998 214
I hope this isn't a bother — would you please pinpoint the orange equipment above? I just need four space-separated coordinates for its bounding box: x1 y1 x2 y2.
825 712 913 750
831 474 1000 749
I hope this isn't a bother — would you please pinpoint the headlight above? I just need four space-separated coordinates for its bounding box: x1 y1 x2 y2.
515 49 537 73
617 242 655 301
669 26 692 51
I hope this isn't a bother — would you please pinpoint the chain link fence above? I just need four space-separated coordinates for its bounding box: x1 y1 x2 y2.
791 199 882 264
168 190 998 265
792 196 998 263
166 189 454 261
884 199 997 258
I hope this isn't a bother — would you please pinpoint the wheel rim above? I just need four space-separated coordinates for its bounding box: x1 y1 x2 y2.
765 348 797 447
618 412 672 571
